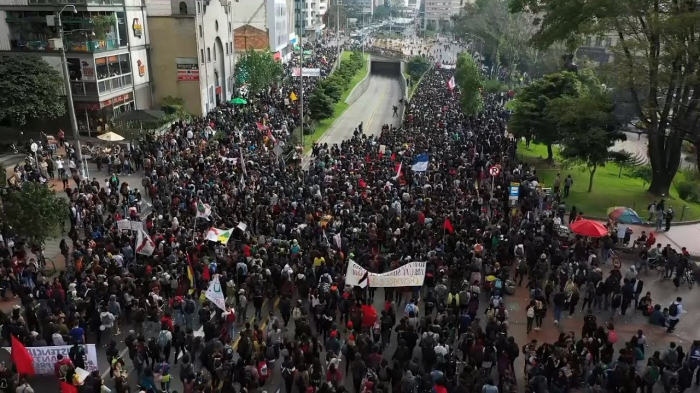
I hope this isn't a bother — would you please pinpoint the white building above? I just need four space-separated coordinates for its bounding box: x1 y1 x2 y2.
302 0 326 38
146 0 235 115
230 0 297 61
0 0 153 132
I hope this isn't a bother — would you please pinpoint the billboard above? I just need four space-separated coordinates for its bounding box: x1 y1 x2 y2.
267 0 289 52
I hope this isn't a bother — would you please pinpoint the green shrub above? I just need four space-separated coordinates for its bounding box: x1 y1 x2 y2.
482 79 508 93
676 181 694 201
629 164 653 187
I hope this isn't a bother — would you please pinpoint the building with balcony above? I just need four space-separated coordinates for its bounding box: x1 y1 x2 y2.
230 0 297 62
303 0 325 38
146 0 235 116
0 0 152 134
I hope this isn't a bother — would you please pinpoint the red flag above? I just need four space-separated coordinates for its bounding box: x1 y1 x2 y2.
391 152 396 161
11 335 35 376
61 382 77 393
379 150 384 159
365 154 370 163
267 129 277 143
202 265 211 281
443 218 454 234
359 179 367 188
256 122 265 131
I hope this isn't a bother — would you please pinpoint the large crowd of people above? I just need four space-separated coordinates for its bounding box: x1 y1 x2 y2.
1 34 699 393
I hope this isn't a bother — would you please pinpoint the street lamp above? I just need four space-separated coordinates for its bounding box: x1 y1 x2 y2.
55 5 85 178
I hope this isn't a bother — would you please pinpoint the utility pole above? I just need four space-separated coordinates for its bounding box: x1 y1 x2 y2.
337 0 342 69
56 6 85 179
299 33 304 149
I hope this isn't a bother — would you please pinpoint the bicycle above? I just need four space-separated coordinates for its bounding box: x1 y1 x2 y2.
680 270 695 289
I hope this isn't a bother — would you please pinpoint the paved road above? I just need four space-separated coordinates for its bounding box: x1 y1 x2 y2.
317 74 404 147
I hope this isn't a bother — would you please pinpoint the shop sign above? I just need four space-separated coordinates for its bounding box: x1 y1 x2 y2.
101 92 133 107
176 58 199 81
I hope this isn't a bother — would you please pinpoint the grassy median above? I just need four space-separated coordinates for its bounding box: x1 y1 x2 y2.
303 52 369 151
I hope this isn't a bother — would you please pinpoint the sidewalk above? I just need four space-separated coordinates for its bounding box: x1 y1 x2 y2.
0 155 147 313
622 223 700 256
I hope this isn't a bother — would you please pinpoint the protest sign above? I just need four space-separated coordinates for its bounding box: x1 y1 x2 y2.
3 344 99 375
117 220 143 232
205 275 226 311
346 261 426 288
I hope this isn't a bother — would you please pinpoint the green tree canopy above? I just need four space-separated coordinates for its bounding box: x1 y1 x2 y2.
309 90 334 121
509 71 584 161
509 0 700 196
455 53 484 115
407 56 431 81
0 55 66 127
548 93 626 192
234 49 283 94
453 0 540 80
3 182 69 249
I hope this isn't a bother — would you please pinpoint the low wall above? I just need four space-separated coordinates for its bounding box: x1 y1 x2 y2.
399 61 408 119
344 56 372 105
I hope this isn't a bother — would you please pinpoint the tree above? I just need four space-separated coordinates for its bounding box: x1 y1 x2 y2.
453 0 539 83
509 0 700 196
320 77 343 103
0 55 66 127
2 182 69 254
609 150 633 178
309 90 335 121
407 56 431 81
548 93 626 192
234 49 283 94
455 53 484 115
509 72 583 162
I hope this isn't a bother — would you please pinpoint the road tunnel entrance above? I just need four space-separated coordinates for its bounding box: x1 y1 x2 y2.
370 60 401 77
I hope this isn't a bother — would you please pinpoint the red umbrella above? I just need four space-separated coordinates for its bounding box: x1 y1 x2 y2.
569 219 609 238
361 305 378 328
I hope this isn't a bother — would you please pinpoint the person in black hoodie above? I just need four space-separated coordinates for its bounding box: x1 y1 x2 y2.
620 279 635 317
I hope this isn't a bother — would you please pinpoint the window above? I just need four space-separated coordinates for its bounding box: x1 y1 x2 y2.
595 36 603 46
215 21 219 31
197 1 201 13
201 49 205 63
229 22 231 32
605 37 612 47
213 46 216 61
585 36 592 46
199 25 203 37
179 1 187 13
207 47 211 61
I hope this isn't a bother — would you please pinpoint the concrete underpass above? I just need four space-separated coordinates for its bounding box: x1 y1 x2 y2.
316 55 406 147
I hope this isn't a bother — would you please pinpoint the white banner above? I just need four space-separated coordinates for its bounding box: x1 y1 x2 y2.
346 261 426 288
117 220 143 232
3 344 99 375
292 67 321 77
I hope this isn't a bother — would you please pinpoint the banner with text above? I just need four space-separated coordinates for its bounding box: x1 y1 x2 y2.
292 68 321 77
3 344 99 375
346 261 426 288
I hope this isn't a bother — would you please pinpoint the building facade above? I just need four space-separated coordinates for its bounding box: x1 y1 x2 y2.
146 0 235 116
301 0 325 38
230 0 297 61
423 0 462 26
0 0 152 133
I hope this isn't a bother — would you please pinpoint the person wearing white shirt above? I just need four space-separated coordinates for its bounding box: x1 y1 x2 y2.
668 297 686 333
